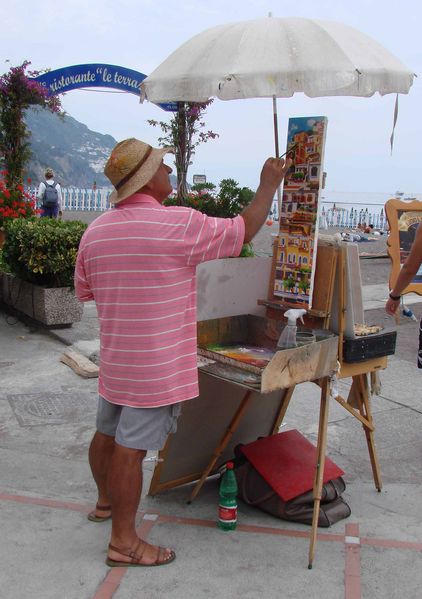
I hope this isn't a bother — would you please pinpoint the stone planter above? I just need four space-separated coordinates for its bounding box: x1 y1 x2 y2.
0 272 83 326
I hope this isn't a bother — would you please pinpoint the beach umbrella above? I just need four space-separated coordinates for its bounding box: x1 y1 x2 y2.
141 16 414 211
142 17 413 102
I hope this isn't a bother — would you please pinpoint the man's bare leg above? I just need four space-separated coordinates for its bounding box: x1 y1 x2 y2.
88 430 115 518
107 442 174 565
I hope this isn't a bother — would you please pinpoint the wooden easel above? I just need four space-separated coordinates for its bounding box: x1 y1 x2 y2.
259 237 386 565
149 238 386 568
261 239 339 330
261 238 385 485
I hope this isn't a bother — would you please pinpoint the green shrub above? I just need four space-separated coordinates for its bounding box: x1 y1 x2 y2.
2 218 87 287
164 178 254 218
0 248 11 273
239 242 254 257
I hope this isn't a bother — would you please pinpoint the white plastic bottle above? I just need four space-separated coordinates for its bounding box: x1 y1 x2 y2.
277 309 307 349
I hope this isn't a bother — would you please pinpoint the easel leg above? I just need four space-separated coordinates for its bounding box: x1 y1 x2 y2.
308 377 330 569
354 374 382 491
270 386 296 434
370 370 381 396
346 379 360 409
188 390 254 503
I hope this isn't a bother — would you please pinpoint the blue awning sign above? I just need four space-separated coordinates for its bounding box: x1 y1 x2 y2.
32 64 177 111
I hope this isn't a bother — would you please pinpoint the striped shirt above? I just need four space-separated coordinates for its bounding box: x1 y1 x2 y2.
74 193 245 408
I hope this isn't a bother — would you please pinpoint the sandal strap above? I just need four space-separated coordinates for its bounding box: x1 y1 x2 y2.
95 503 111 511
155 547 165 565
108 543 130 558
108 541 173 565
129 540 147 562
108 540 147 563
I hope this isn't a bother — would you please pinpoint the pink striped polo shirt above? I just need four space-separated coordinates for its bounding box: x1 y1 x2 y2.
74 193 245 408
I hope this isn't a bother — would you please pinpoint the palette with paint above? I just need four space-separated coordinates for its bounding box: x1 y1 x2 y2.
204 344 275 369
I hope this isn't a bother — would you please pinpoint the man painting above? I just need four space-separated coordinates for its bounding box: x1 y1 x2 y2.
75 138 291 567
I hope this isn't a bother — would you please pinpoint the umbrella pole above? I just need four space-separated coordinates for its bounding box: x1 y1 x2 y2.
272 96 282 219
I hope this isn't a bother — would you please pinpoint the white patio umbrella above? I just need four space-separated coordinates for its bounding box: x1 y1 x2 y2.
142 17 414 102
141 16 414 210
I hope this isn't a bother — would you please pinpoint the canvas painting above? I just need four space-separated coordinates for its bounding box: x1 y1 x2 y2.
273 116 328 308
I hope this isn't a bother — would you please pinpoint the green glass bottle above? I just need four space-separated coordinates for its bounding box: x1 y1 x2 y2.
218 461 238 531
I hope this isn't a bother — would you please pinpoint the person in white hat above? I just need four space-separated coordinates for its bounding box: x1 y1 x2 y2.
75 137 290 568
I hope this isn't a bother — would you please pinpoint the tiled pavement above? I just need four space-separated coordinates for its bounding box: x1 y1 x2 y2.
1 258 422 597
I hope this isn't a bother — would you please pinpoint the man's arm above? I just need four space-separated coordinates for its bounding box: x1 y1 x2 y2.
385 223 422 315
241 157 291 243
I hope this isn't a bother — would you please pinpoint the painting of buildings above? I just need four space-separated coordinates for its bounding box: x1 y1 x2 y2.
273 116 328 307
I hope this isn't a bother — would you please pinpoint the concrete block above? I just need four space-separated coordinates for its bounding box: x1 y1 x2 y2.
1 272 83 326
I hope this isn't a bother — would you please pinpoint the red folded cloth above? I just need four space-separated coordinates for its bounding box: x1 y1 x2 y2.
240 430 344 502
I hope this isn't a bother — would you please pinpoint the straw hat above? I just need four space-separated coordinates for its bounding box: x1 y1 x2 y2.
104 138 173 204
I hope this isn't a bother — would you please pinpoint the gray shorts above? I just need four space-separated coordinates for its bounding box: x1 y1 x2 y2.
96 396 182 451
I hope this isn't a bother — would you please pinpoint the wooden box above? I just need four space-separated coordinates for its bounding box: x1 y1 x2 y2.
197 314 338 393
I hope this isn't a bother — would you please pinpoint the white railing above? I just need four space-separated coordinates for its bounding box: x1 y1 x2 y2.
60 187 112 211
29 187 389 230
28 186 112 211
271 200 388 231
320 205 387 230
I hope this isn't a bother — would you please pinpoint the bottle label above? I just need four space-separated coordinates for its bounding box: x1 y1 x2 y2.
218 504 237 521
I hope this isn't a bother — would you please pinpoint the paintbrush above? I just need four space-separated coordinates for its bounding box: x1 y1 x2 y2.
279 142 299 158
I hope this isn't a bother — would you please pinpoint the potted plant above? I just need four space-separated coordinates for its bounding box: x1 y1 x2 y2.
0 217 87 326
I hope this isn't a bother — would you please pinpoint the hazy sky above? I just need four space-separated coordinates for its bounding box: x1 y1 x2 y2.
2 0 420 194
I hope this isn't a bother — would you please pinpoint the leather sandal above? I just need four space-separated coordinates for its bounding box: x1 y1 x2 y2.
87 503 112 522
106 540 176 567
